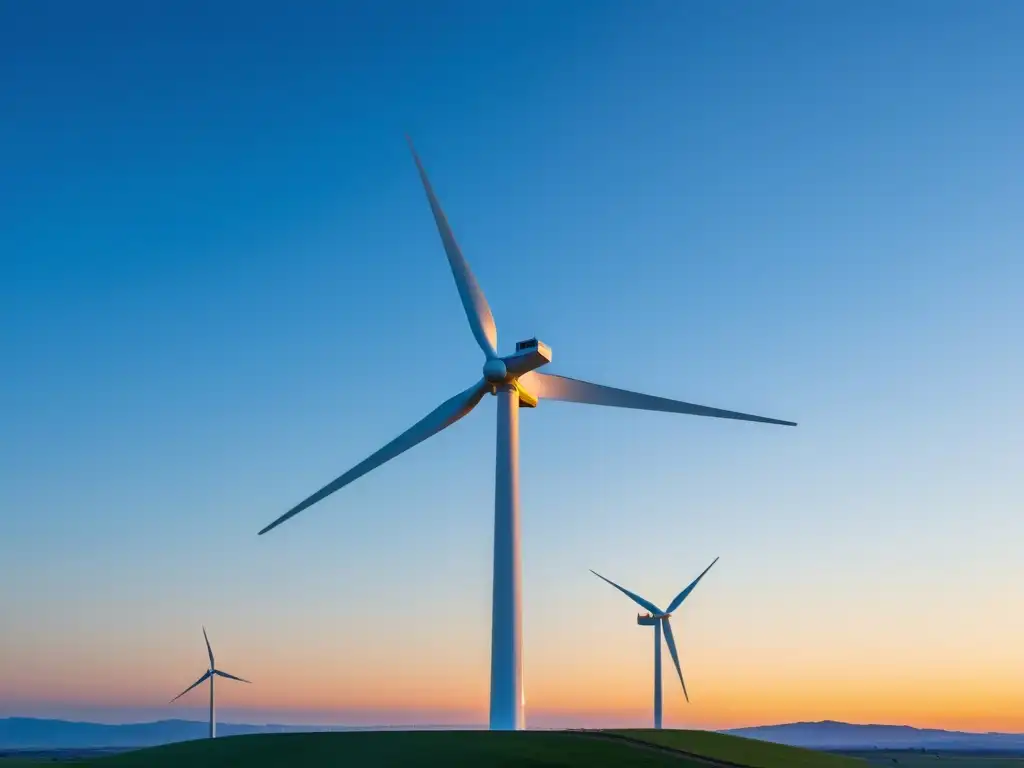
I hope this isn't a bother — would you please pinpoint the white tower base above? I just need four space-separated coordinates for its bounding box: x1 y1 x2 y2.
489 385 524 730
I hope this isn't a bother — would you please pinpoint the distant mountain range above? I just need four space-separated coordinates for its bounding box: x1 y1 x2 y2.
3 717 1024 751
724 720 1024 751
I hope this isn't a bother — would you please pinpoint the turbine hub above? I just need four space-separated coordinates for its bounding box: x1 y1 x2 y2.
483 358 508 383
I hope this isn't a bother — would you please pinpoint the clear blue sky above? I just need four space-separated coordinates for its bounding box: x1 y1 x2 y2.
1 1 1022 729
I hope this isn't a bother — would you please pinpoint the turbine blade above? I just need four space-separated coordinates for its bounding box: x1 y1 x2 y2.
662 618 689 703
589 570 662 615
214 669 251 684
519 372 797 427
666 556 720 614
407 136 499 359
259 379 489 535
202 626 214 669
170 670 211 703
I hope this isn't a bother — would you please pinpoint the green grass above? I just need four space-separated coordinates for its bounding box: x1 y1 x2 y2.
2 729 869 767
608 729 867 768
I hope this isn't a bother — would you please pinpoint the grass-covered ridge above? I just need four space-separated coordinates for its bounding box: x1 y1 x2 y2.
10 729 867 767
608 729 866 768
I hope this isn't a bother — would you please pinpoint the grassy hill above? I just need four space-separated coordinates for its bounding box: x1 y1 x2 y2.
609 729 865 768
2 729 867 767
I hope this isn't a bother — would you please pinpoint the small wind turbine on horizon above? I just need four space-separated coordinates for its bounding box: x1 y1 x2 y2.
591 558 719 729
257 138 796 731
170 627 251 739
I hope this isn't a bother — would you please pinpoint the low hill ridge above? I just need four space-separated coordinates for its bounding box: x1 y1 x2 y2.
6 730 865 768
724 720 1024 750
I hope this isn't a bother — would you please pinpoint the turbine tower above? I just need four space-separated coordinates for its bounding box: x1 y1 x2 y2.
591 558 719 729
170 627 251 739
257 139 796 731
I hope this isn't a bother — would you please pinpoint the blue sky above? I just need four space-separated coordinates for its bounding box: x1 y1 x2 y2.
1 1 1022 728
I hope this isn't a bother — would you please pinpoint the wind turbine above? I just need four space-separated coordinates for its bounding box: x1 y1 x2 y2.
257 138 796 731
591 558 719 729
170 627 251 739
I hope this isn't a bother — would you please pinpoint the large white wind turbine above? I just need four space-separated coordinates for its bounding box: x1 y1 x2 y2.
258 138 796 731
591 558 719 729
170 627 251 739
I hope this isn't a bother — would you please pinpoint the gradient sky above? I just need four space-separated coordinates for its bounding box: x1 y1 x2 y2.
2 0 1022 732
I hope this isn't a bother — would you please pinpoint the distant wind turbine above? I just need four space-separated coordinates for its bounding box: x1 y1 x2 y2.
258 138 796 731
591 558 719 729
170 627 251 739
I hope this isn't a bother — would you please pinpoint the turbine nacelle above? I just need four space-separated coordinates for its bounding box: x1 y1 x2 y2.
637 612 670 625
483 338 552 382
481 338 553 407
503 338 552 378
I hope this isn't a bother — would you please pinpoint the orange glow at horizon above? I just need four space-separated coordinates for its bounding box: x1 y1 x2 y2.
5 569 1024 734
8 647 1024 733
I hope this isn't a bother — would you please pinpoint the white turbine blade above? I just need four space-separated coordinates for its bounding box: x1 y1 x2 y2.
519 372 797 427
589 570 663 615
259 379 489 535
666 556 720 614
407 136 499 359
214 669 251 684
170 670 211 703
202 626 215 669
662 618 689 703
